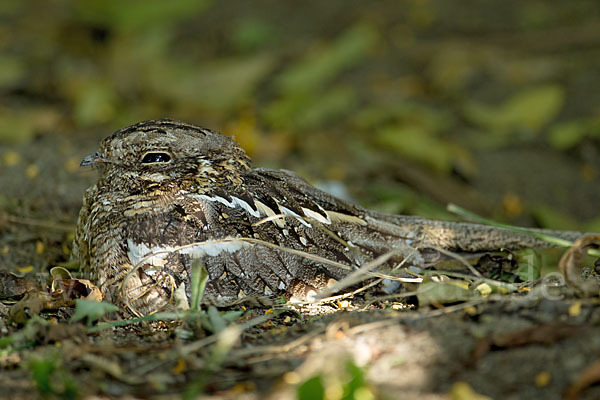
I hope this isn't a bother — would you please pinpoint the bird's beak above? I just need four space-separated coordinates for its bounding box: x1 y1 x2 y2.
80 152 106 166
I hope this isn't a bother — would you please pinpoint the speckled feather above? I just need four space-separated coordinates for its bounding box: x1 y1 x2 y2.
73 119 584 316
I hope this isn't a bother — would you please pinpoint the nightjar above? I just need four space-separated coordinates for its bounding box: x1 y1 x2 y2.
74 119 582 316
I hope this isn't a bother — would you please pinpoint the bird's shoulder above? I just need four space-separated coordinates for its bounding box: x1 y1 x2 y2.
122 166 371 262
241 168 368 225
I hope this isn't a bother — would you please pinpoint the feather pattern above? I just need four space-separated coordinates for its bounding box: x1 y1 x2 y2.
73 119 585 316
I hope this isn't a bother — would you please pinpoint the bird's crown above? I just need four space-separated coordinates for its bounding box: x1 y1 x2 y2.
82 119 251 189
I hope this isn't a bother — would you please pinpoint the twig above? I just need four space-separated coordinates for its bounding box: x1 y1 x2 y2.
289 279 383 306
428 244 483 277
314 247 419 300
425 270 519 292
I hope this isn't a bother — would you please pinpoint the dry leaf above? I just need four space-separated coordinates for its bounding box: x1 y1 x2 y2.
558 235 600 296
9 278 102 324
0 270 38 299
565 360 600 400
8 291 68 324
52 279 103 302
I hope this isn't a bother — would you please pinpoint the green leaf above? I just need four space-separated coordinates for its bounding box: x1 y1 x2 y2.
548 118 600 150
72 79 118 127
342 361 368 400
464 85 564 135
157 54 276 114
548 120 587 150
584 215 600 234
529 203 579 231
75 0 213 32
71 300 118 326
0 112 37 143
297 375 325 400
353 103 449 131
514 249 541 281
190 260 208 312
221 310 245 322
207 306 226 334
265 86 358 130
0 55 25 88
29 355 78 400
295 86 359 130
417 280 476 306
232 19 275 51
29 356 56 395
375 125 456 172
502 85 564 131
274 24 378 94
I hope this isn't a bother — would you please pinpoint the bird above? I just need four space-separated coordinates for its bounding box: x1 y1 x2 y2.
73 119 583 316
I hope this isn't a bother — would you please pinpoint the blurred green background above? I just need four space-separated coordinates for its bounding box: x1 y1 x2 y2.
2 0 600 232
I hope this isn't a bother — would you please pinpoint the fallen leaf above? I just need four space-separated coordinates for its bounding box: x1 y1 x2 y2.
158 54 276 114
559 235 600 296
172 358 186 374
475 283 492 297
50 266 72 281
568 301 582 317
71 299 118 325
565 360 600 400
16 265 34 274
274 24 378 94
471 323 584 363
464 84 564 136
450 381 492 400
535 371 551 387
8 291 68 324
2 151 20 166
548 119 589 150
417 280 477 306
0 270 38 300
52 279 103 302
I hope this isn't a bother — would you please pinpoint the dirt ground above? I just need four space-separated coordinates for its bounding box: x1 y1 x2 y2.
0 120 599 400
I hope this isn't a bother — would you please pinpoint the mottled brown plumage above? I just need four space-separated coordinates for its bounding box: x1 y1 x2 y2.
74 119 583 315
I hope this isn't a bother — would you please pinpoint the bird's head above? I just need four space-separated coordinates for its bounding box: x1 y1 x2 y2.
82 119 251 191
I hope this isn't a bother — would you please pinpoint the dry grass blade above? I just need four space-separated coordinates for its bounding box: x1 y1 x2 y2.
428 245 483 277
0 212 76 232
314 247 420 300
423 270 519 292
290 279 382 306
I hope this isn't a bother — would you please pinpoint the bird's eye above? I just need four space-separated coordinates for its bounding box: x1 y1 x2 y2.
141 152 172 164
